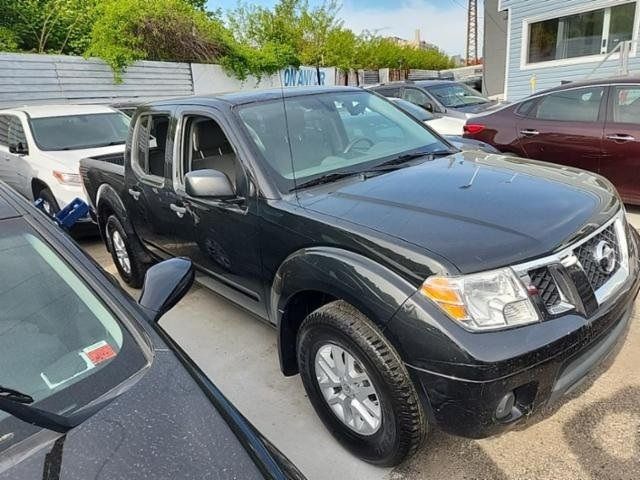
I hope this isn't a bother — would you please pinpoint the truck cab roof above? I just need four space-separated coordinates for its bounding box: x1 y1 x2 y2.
148 86 363 108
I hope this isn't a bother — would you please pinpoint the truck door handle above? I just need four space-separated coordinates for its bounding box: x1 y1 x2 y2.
519 129 539 137
128 188 141 201
606 134 635 142
170 203 187 218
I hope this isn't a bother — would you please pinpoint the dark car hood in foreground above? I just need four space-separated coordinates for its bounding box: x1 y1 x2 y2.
301 151 619 274
0 350 264 480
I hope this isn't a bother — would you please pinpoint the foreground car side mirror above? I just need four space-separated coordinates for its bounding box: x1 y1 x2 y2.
185 169 235 199
9 142 28 155
138 258 195 322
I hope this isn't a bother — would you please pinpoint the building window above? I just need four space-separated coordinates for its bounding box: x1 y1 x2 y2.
527 2 637 64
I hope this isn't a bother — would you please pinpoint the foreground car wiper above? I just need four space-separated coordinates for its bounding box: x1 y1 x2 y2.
291 171 361 191
0 385 72 433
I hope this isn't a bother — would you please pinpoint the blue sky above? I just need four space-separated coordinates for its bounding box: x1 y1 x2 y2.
207 0 481 56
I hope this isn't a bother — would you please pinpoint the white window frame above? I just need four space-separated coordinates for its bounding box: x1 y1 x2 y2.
520 0 640 70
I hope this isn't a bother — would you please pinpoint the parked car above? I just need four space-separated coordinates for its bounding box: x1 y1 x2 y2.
0 181 304 480
370 80 500 119
0 104 130 217
462 77 640 205
388 98 499 153
389 97 465 135
81 86 640 467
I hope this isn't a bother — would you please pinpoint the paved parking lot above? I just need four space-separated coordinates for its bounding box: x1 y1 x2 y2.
81 208 640 480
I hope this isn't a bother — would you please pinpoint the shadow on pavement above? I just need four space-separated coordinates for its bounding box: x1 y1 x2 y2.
563 385 640 479
390 429 508 480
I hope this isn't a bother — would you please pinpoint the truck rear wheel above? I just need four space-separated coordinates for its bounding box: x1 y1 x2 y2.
297 300 426 466
105 214 149 288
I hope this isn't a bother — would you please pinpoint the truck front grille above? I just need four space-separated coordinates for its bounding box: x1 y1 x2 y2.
517 210 630 318
574 224 620 292
529 267 561 310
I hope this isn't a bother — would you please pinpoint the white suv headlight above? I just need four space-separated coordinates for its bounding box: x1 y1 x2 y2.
53 171 82 186
421 268 539 331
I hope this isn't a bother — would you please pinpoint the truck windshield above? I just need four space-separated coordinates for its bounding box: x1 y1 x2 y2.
237 90 448 191
425 83 490 108
0 219 147 452
30 112 131 151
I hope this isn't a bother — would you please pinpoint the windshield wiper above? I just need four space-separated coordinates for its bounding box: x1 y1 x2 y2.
291 171 361 191
0 385 73 433
368 149 456 172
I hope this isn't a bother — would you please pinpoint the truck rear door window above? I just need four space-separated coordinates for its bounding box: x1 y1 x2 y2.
133 114 170 178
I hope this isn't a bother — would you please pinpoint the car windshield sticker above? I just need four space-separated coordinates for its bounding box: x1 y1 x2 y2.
83 341 117 366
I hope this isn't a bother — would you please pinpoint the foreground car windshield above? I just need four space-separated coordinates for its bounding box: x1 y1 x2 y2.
30 113 130 151
426 83 490 108
237 90 447 190
0 220 147 450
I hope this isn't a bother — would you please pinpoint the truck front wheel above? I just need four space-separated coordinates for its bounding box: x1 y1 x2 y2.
296 300 426 466
105 214 149 288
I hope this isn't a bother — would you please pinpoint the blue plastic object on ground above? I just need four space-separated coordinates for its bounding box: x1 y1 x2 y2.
34 197 90 230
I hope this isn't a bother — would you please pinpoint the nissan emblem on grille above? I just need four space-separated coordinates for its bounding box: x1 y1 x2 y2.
594 240 617 275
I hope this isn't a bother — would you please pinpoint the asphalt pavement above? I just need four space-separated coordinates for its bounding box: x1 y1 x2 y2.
81 208 640 480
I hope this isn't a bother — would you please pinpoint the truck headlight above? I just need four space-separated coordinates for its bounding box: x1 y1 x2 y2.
53 171 82 186
421 268 539 331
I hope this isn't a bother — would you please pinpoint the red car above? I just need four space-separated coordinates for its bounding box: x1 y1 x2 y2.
463 77 640 205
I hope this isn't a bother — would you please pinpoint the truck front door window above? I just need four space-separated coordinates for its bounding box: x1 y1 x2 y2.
180 116 239 191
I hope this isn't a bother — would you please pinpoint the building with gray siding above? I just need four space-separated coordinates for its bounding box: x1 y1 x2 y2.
485 0 640 100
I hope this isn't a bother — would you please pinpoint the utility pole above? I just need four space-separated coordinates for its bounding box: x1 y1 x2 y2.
466 0 478 65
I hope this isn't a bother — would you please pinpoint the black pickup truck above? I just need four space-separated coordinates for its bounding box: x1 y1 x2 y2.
81 86 640 467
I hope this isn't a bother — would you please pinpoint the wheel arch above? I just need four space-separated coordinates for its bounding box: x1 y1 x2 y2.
96 184 131 244
30 178 50 200
272 247 419 376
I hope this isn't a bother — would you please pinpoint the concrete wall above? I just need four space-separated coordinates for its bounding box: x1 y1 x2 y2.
191 64 336 95
500 0 640 100
483 0 508 97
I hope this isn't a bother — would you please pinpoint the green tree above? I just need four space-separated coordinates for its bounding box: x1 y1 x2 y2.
0 0 97 54
86 0 232 77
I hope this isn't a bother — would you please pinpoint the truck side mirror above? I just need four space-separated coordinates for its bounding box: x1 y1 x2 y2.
185 169 235 199
9 142 28 155
138 258 194 323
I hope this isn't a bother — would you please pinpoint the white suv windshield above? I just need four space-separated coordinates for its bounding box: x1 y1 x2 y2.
30 112 130 151
0 220 147 450
238 90 448 191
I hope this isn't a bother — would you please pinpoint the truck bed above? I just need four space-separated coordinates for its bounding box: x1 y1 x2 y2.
79 153 126 209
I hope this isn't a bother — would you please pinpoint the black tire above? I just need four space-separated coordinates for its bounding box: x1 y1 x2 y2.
37 187 60 216
297 300 426 466
105 214 149 288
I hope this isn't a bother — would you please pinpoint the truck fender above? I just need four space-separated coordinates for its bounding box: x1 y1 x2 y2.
271 247 419 375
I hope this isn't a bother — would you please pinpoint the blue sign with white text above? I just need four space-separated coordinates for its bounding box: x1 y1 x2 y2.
283 67 326 87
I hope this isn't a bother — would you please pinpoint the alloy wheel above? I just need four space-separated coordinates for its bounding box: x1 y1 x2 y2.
111 229 131 275
314 343 382 436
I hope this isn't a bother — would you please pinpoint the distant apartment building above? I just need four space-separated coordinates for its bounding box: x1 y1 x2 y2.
387 30 438 51
484 0 640 100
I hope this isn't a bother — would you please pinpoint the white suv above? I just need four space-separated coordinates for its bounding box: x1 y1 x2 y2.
0 104 130 216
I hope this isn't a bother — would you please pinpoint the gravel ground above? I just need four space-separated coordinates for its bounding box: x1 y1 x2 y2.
80 208 640 480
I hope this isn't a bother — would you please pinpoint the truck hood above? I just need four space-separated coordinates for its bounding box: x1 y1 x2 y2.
300 151 619 274
41 145 125 169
